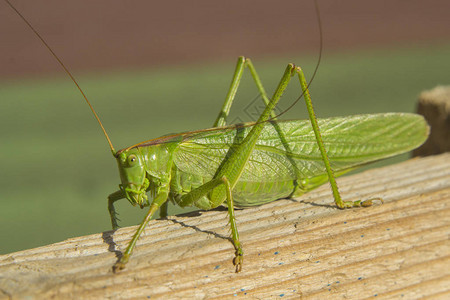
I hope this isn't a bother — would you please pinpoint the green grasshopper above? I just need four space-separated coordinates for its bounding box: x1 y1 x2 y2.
107 59 428 273
6 0 429 273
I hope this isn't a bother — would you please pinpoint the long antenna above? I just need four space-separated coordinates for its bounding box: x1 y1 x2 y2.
5 0 116 155
269 0 323 120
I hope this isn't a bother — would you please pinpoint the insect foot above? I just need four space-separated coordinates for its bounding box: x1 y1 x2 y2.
340 197 384 208
112 254 129 273
361 197 384 207
233 249 244 273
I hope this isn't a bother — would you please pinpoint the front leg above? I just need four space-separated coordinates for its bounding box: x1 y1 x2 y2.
108 190 125 230
113 187 170 273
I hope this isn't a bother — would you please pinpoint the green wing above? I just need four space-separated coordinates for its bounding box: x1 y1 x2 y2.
173 113 429 184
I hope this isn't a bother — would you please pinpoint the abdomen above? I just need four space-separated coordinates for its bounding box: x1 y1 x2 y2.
170 165 298 208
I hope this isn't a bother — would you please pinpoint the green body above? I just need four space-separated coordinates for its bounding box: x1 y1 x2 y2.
117 114 428 210
107 59 429 273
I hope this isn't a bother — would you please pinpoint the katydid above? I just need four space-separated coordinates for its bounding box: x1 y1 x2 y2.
5 0 429 274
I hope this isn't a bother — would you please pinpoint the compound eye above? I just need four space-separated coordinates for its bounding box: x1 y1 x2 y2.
127 154 137 165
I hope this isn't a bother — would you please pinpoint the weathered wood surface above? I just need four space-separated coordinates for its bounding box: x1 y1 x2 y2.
0 153 449 299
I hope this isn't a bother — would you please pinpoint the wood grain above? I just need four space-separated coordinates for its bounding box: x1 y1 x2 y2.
0 153 449 299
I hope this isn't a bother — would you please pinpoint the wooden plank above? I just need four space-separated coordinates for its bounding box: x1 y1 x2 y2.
0 153 449 299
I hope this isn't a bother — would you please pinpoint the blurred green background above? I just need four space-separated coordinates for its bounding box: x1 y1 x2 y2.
1 0 449 254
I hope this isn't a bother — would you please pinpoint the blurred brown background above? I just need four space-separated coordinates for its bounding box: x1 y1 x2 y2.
1 0 449 78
